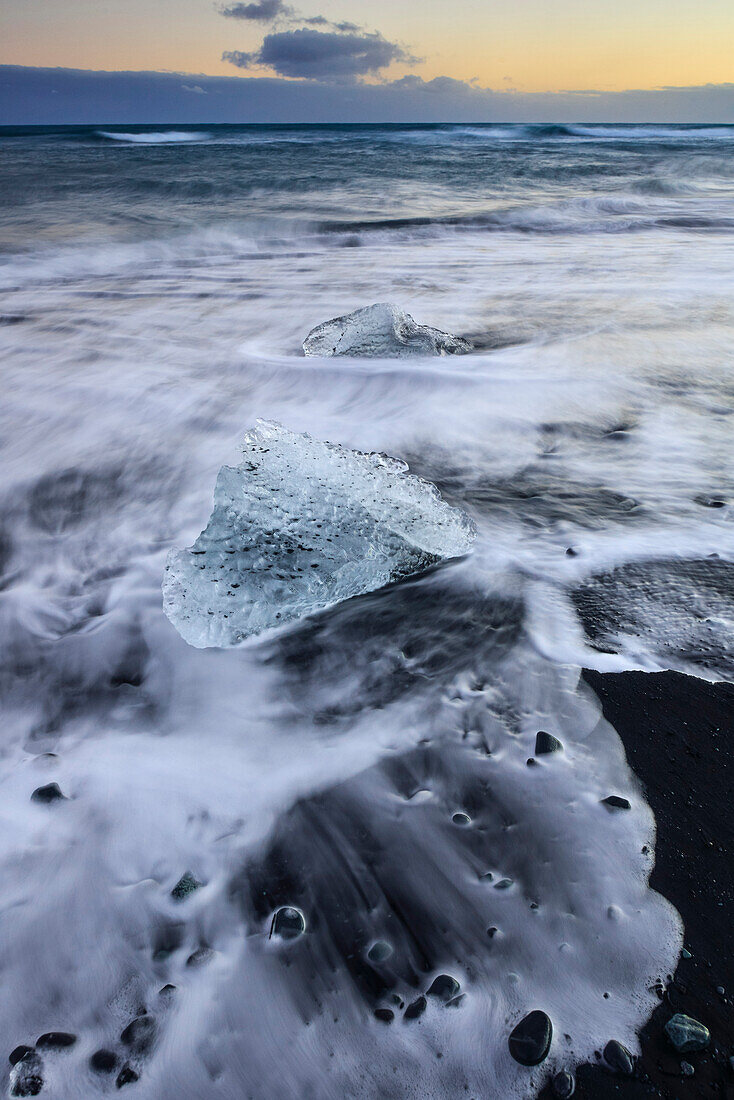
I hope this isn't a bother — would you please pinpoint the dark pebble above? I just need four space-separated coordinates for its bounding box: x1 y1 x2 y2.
270 906 305 940
604 1039 635 1075
36 1033 76 1050
9 1047 34 1066
170 871 201 901
427 975 461 1002
120 1014 156 1054
508 1010 553 1066
552 1069 576 1098
374 1009 394 1024
601 795 631 810
535 731 563 755
565 547 579 557
452 812 471 825
367 941 393 964
186 946 214 967
90 1049 118 1073
11 1074 43 1098
30 784 66 805
116 1064 139 1088
404 996 427 1021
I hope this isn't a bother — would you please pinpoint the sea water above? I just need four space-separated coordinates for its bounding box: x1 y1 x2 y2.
1 123 734 1098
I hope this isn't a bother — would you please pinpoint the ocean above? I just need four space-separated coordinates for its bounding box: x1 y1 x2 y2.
1 123 734 1098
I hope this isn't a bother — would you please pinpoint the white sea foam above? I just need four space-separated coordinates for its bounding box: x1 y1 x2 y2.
1 139 734 1096
96 130 211 144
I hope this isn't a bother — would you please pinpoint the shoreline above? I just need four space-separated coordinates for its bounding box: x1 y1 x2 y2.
544 669 734 1099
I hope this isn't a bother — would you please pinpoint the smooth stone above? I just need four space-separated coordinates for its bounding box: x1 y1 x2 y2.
367 941 393 964
120 1015 156 1054
90 1049 118 1073
30 784 66 804
681 1061 695 1076
664 1013 710 1053
35 1032 76 1050
186 946 214 967
9 1047 34 1066
270 906 306 940
601 795 631 810
116 1064 139 1088
170 871 202 900
427 975 461 1002
10 1072 43 1098
452 812 471 825
552 1070 576 1098
404 996 427 1021
495 878 513 890
604 1039 634 1075
374 1009 394 1024
508 1010 553 1066
535 731 563 755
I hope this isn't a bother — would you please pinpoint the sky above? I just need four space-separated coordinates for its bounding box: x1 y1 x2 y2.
2 0 734 122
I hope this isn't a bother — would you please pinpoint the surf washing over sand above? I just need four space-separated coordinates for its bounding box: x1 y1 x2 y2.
1 123 733 1099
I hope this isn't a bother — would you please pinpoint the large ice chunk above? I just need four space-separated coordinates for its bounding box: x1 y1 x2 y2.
163 422 475 647
302 303 472 359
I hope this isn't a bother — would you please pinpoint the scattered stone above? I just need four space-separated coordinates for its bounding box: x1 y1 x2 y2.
526 758 537 767
452 811 471 825
367 941 393 964
9 1048 34 1066
30 784 66 805
116 1064 139 1088
487 926 498 938
695 496 727 508
90 1049 118 1073
552 1070 576 1098
535 731 563 755
495 878 513 890
427 975 461 1002
601 795 631 811
186 946 214 968
35 1033 76 1051
404 996 427 1021
565 547 579 557
9 1051 43 1097
374 1009 394 1024
120 1014 156 1055
664 1013 710 1053
681 1061 695 1076
270 906 306 940
604 1039 634 1075
158 984 177 1001
681 948 692 959
170 871 202 901
508 1010 553 1066
303 303 472 359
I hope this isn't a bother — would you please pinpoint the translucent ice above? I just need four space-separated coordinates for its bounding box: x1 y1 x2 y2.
302 302 472 358
163 422 475 647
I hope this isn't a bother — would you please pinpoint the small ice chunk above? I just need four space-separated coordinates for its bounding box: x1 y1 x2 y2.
303 303 472 359
163 422 475 648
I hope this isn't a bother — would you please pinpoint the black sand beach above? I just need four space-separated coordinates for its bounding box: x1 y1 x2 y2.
553 670 734 1099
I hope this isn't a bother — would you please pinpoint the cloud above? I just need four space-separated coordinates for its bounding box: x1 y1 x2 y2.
181 83 207 93
223 28 416 79
220 0 290 20
4 67 734 125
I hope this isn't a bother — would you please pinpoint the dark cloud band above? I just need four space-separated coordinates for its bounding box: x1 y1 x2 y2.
223 28 416 79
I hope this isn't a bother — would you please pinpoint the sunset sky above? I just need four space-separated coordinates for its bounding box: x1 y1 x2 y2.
2 0 734 121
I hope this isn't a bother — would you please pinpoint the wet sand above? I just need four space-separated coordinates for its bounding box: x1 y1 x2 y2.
545 670 734 1099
